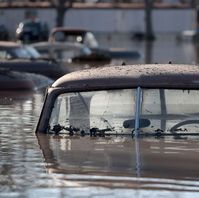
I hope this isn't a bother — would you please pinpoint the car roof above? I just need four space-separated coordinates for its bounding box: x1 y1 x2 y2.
50 27 88 36
0 41 21 48
51 64 199 91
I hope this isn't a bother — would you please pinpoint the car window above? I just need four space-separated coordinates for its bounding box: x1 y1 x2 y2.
53 32 84 44
48 89 136 134
84 32 99 48
24 46 41 58
47 88 199 135
9 46 40 59
54 32 66 42
141 89 199 133
11 47 31 58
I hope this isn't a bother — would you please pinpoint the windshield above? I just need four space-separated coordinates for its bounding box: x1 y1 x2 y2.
24 46 41 58
11 46 41 59
49 89 135 135
48 88 199 136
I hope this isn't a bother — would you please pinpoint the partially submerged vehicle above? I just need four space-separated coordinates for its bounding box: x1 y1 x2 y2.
0 68 52 90
49 27 140 60
33 28 111 63
49 27 99 48
0 59 67 80
36 64 199 136
0 42 67 79
31 41 94 63
36 64 199 192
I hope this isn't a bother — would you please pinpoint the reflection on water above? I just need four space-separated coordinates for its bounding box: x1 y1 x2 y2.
12 187 199 198
0 91 47 194
37 135 199 180
97 34 198 65
63 34 199 74
1 35 199 197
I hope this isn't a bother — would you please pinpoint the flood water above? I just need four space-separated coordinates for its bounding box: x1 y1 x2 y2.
1 34 199 197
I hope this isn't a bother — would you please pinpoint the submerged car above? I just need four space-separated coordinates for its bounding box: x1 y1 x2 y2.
0 68 52 90
36 64 199 193
47 27 111 62
49 27 99 48
0 42 68 79
36 64 199 136
49 27 140 60
0 41 41 60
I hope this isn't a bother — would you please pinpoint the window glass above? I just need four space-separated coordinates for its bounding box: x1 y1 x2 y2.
54 32 66 42
84 32 98 48
48 89 136 134
48 88 199 135
141 89 199 133
12 47 31 58
25 46 41 58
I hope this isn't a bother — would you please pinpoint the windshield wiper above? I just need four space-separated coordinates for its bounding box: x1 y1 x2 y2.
89 127 112 137
50 124 199 138
51 124 79 135
51 124 113 137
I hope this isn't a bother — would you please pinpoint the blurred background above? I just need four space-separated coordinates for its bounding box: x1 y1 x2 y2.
1 1 199 197
1 0 199 65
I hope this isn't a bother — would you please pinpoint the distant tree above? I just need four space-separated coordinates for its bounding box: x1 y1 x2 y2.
50 0 73 27
144 0 155 40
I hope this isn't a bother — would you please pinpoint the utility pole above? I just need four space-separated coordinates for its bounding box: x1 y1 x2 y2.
192 0 199 41
144 0 155 40
51 0 73 27
195 1 199 32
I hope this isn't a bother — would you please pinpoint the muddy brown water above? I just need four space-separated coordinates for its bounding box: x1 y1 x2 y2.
1 35 199 197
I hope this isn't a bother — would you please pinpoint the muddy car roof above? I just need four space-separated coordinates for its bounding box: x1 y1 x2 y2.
51 64 199 91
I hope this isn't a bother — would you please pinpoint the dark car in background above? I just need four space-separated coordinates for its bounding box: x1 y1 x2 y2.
16 19 49 43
